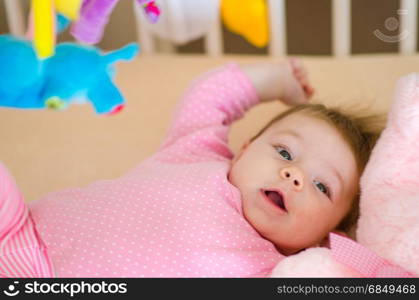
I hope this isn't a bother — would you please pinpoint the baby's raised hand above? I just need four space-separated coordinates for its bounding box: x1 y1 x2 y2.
240 58 314 105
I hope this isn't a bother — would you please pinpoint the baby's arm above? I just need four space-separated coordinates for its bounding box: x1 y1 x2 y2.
157 60 313 160
357 73 419 276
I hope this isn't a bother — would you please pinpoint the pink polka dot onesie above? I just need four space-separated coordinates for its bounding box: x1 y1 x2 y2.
1 63 411 278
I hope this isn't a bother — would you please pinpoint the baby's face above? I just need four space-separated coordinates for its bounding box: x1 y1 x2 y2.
228 112 358 255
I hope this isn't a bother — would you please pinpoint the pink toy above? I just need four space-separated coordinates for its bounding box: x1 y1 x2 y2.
71 0 160 45
271 74 419 278
140 0 160 23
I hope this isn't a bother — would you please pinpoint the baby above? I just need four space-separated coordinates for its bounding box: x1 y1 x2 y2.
0 59 381 277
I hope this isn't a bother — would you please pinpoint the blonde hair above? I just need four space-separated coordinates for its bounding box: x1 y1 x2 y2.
250 104 386 234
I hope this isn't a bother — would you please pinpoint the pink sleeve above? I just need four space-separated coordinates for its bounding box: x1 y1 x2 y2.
0 163 54 277
156 63 259 160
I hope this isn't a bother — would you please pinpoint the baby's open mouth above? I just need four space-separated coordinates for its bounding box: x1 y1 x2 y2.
264 190 288 212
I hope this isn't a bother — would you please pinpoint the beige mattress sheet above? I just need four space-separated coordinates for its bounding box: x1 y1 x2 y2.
1 54 419 201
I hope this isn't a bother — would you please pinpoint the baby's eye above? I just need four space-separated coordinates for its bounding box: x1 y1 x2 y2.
314 180 329 196
275 147 292 161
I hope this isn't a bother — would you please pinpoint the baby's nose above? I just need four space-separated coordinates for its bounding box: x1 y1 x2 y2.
280 167 304 190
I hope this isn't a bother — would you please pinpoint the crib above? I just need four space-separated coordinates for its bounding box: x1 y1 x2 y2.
1 0 419 202
3 0 418 56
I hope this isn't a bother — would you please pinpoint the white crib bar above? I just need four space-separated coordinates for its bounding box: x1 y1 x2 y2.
332 0 351 57
205 7 223 56
133 0 156 54
4 0 26 37
268 0 287 57
400 0 418 55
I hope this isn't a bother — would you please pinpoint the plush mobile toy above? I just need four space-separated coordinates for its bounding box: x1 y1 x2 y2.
71 0 161 45
221 0 269 48
0 35 139 115
140 0 219 45
141 0 161 23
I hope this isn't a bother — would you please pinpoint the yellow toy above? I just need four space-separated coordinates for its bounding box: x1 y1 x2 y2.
221 0 269 48
55 0 83 20
31 0 83 58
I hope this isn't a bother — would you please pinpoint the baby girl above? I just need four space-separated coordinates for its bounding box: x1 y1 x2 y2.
0 59 381 277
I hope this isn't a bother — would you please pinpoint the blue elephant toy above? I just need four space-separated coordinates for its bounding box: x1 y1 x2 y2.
0 34 139 115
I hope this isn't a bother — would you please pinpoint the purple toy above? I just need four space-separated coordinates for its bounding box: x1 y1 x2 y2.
71 0 160 45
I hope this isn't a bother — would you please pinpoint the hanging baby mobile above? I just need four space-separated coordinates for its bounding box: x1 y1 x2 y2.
137 0 268 47
0 0 160 115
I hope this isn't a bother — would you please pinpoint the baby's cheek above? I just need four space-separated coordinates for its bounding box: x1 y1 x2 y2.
298 202 332 231
232 159 256 184
229 162 245 184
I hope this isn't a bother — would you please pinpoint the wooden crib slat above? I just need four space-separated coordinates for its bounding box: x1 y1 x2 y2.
268 0 287 57
332 0 351 57
400 0 418 55
4 0 26 37
205 7 223 56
